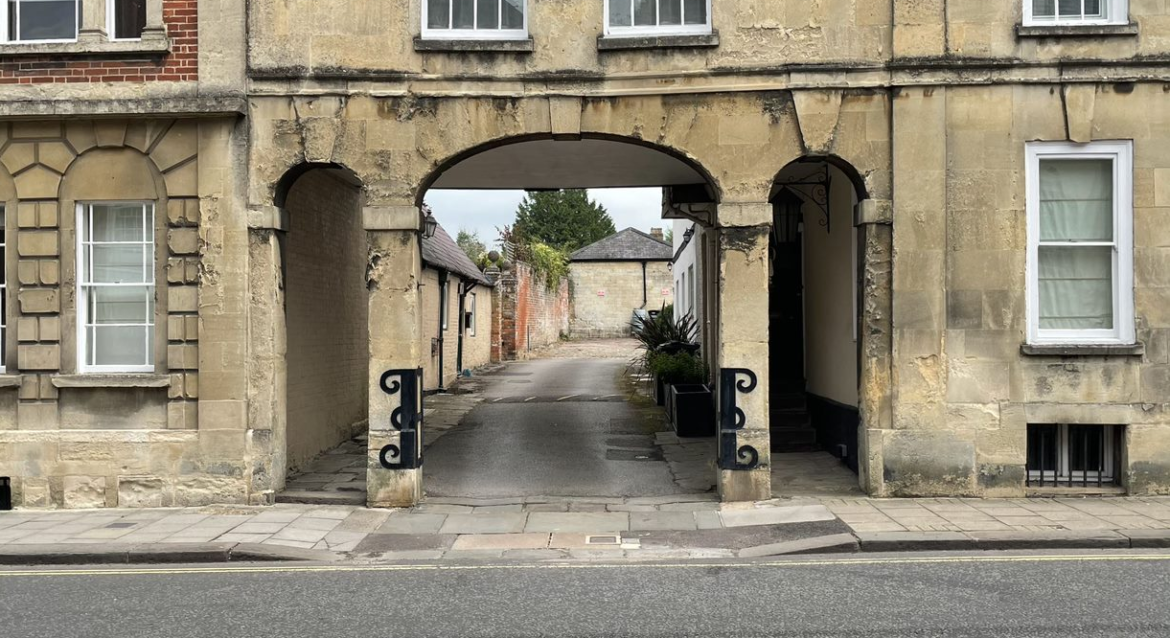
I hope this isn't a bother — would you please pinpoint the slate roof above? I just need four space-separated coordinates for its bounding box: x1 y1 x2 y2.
569 228 673 262
422 224 492 286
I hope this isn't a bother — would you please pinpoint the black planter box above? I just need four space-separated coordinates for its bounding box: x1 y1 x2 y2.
654 375 667 407
670 384 715 438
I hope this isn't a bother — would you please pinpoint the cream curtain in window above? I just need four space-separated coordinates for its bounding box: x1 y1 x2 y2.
1037 159 1114 330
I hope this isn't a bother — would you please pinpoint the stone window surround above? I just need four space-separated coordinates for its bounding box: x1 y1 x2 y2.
603 0 713 39
0 0 167 56
421 0 528 42
1024 140 1135 348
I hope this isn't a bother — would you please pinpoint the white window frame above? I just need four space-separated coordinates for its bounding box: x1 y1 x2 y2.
440 277 449 331
467 291 477 337
0 0 81 44
604 0 712 37
687 264 695 317
1027 424 1116 484
107 0 144 42
421 0 528 40
1023 0 1128 26
1026 141 1134 346
76 201 156 374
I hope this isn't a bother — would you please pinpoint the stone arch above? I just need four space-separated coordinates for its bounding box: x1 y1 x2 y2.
259 162 369 496
413 132 723 208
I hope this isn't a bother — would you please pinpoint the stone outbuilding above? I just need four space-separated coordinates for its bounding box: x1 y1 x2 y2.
569 228 673 338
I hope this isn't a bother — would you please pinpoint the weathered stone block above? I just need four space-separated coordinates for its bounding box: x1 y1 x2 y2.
17 401 58 430
116 476 169 508
19 289 58 314
167 343 198 370
39 260 59 286
16 317 37 342
62 475 106 509
38 316 60 342
167 400 197 430
169 286 198 313
16 260 37 286
20 476 51 507
16 203 37 228
18 344 59 370
17 231 59 257
168 227 200 256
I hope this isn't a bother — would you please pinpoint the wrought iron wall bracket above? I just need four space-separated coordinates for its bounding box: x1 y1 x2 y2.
775 165 832 233
378 368 424 470
719 368 760 471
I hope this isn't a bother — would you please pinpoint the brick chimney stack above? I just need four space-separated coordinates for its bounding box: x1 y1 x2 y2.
650 228 664 241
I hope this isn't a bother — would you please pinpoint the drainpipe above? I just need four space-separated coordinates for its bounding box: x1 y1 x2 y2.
640 260 648 309
437 270 448 392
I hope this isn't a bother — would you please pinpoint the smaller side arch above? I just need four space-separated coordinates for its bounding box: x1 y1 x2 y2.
273 162 362 209
772 154 871 202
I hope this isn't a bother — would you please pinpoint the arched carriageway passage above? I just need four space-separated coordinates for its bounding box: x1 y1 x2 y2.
413 135 729 502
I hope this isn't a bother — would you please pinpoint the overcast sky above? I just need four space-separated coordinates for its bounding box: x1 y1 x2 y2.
424 187 665 249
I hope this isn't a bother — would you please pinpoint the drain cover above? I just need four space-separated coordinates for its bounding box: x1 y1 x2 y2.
585 535 620 545
105 522 136 529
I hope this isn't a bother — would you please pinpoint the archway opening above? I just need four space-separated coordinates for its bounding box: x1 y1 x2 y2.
768 158 865 496
418 135 721 501
275 164 369 504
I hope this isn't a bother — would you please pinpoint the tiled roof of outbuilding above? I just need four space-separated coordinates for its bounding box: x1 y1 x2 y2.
569 228 673 262
422 224 492 286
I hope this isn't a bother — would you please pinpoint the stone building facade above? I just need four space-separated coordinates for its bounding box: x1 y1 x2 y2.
0 0 1167 508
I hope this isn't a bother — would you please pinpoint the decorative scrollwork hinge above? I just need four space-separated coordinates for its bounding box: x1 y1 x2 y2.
378 367 424 470
719 367 760 471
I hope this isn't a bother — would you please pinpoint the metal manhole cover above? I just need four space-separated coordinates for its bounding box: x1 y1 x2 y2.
585 535 620 545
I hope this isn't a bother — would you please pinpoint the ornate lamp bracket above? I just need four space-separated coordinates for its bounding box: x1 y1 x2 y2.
776 165 832 233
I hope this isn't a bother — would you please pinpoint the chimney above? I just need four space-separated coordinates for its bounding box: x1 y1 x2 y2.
650 228 664 241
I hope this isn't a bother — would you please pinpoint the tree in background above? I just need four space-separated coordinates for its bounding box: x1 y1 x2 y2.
664 227 674 244
456 228 487 264
512 189 616 252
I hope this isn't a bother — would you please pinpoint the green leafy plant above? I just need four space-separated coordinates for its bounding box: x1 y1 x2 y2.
632 303 697 366
498 225 571 291
647 351 708 385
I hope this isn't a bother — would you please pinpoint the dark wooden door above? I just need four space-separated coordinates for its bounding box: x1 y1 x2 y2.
769 189 805 392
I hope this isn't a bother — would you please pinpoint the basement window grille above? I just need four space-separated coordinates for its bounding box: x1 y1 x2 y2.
1027 423 1122 488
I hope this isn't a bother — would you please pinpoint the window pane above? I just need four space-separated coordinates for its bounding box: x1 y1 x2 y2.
634 0 656 26
502 0 523 28
476 0 498 29
17 0 77 41
91 245 149 284
682 0 706 25
113 0 146 39
1038 246 1113 330
427 0 450 28
91 325 148 366
659 0 681 25
90 286 151 324
1084 0 1103 16
452 0 474 28
1058 0 1082 17
1032 0 1056 17
609 0 632 27
90 204 146 242
1039 159 1113 242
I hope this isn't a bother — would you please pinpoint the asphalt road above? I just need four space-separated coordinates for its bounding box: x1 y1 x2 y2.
3 552 1170 637
425 357 683 498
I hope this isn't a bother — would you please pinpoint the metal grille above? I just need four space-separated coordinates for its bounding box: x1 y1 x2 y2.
1027 423 1121 488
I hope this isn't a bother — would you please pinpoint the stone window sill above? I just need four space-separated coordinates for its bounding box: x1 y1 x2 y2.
413 37 534 53
0 37 170 57
597 31 719 51
51 373 171 389
0 374 22 388
1016 23 1139 38
1020 343 1145 357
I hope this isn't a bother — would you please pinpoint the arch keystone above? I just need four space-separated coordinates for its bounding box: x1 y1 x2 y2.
549 97 583 140
1062 84 1096 144
792 90 844 156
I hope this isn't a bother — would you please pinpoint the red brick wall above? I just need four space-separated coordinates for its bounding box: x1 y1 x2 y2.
0 0 197 84
492 262 570 361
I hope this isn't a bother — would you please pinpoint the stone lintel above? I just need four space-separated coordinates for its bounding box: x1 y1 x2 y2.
364 205 421 231
246 206 289 231
857 199 892 225
717 202 772 228
549 96 583 140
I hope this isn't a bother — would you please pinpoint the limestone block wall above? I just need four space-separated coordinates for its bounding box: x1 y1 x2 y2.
884 83 1170 497
247 0 891 79
283 170 367 473
491 262 569 361
463 287 492 371
0 117 252 508
570 261 673 339
420 269 492 390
